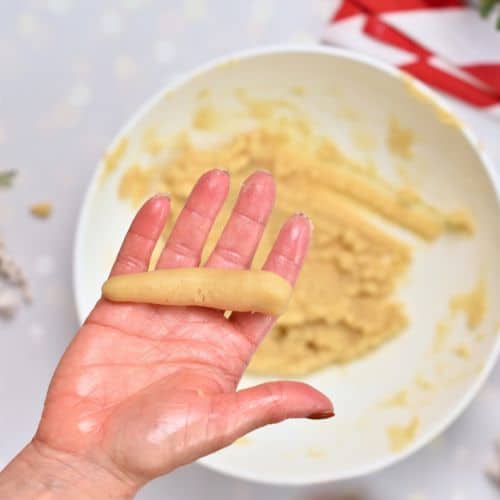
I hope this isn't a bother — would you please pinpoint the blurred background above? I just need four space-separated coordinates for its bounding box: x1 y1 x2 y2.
1 1 499 499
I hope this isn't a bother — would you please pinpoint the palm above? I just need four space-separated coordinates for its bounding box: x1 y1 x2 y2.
35 170 332 487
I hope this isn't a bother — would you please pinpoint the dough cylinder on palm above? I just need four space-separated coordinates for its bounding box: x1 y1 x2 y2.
102 268 293 315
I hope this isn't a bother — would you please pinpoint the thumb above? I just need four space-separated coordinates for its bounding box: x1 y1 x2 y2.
214 381 334 445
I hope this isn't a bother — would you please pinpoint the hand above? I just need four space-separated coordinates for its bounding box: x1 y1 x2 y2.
0 169 333 499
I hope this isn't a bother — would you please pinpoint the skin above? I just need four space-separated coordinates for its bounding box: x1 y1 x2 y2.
0 169 333 499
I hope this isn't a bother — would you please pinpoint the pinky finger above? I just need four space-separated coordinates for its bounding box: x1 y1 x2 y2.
230 213 312 347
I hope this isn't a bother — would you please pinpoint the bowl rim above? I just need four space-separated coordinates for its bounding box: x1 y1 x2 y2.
73 44 500 485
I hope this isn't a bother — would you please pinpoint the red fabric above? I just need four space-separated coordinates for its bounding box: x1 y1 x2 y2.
363 16 432 57
359 0 463 14
464 64 500 95
326 0 500 110
402 59 500 107
332 0 364 21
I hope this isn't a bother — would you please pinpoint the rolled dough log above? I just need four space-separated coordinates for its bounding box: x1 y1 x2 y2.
102 268 293 315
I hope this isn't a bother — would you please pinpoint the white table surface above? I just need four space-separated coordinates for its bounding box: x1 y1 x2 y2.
1 2 499 499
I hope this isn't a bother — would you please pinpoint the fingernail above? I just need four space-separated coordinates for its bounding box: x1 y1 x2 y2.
242 169 272 187
294 211 314 230
307 410 335 420
255 168 272 176
241 171 274 193
214 168 230 176
152 192 171 200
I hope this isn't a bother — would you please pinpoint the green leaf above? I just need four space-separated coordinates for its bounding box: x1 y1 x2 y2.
0 170 17 187
480 0 497 17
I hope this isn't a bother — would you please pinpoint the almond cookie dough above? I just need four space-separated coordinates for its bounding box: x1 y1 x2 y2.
102 268 292 315
114 94 473 375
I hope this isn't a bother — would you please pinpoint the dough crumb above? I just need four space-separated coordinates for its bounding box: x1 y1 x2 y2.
452 344 470 359
387 416 419 452
30 202 53 219
446 209 475 234
306 447 327 459
234 436 251 446
192 105 219 130
396 186 422 205
402 75 463 130
336 105 359 121
415 375 434 391
142 127 170 155
381 390 408 408
290 86 305 97
101 137 128 183
351 128 376 152
434 105 464 129
196 88 210 100
394 163 416 188
387 117 414 160
433 275 487 351
434 316 452 351
119 165 157 207
475 331 487 342
450 277 486 329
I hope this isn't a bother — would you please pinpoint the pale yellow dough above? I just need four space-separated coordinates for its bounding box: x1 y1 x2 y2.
450 276 486 329
102 268 292 315
387 416 419 452
114 91 474 376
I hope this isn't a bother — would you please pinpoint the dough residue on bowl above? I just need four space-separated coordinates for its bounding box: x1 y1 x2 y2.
381 390 409 408
114 92 474 376
386 117 414 160
402 75 464 129
450 276 486 329
433 274 487 353
101 137 128 184
387 416 420 452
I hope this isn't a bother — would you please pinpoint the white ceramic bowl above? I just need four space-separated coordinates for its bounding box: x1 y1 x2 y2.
74 46 500 485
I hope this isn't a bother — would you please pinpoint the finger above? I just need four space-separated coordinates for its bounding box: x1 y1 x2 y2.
231 213 311 346
156 169 230 269
211 381 333 448
205 171 275 269
109 194 170 277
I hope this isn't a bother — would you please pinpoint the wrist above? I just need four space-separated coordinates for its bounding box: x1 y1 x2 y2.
0 440 139 499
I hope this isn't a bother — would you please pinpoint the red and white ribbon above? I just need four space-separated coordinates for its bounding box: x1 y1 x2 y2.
322 0 500 117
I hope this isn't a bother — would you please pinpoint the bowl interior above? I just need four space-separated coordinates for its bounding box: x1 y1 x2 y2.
74 48 500 484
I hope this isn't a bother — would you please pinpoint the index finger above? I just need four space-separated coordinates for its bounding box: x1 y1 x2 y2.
109 194 170 277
